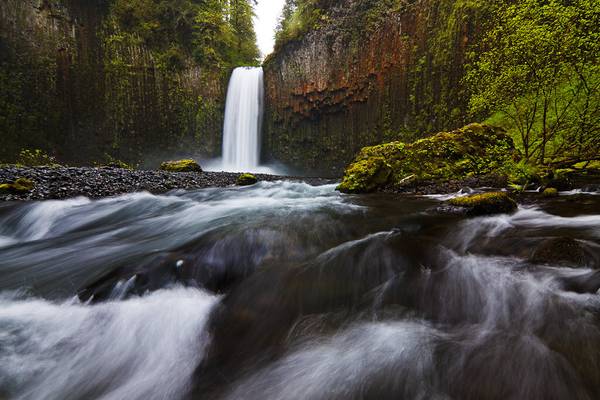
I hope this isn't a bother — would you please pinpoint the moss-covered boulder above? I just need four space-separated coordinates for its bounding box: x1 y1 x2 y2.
0 177 35 194
337 123 516 193
542 188 559 198
447 192 517 216
159 159 202 173
336 157 392 193
237 173 258 186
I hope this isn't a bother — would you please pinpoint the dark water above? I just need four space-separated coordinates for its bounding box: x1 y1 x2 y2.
0 181 599 400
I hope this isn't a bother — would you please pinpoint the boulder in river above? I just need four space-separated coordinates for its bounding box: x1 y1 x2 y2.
237 173 258 186
531 237 596 268
447 192 517 216
337 123 516 193
159 159 202 173
336 157 392 193
542 187 559 197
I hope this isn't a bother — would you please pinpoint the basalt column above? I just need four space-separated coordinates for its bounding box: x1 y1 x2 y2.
263 0 493 176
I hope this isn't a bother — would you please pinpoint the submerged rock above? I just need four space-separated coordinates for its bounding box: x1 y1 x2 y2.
337 123 516 193
531 237 596 268
237 173 258 186
159 159 202 173
447 192 517 216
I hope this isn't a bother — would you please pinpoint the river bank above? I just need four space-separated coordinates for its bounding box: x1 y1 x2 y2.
2 165 599 203
0 166 331 201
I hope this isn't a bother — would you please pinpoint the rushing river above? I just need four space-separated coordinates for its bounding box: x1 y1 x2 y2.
1 181 599 400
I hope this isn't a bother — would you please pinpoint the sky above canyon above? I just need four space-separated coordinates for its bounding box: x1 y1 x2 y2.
254 0 286 57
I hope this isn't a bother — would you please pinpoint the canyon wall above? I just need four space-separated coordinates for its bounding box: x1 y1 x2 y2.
0 0 225 166
263 0 494 176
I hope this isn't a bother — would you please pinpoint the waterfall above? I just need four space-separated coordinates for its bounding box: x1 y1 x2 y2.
222 67 264 171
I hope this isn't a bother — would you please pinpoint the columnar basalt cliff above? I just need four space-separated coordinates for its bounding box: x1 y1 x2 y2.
0 0 225 166
263 0 494 176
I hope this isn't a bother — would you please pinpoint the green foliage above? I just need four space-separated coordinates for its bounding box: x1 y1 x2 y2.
467 0 600 167
17 149 60 167
274 0 336 50
110 0 260 69
506 159 542 186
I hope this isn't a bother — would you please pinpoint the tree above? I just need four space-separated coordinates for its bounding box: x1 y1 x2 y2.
276 0 298 33
111 0 260 69
467 0 600 166
192 0 232 67
227 0 260 63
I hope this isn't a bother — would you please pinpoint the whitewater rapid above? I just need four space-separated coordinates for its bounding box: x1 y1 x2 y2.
1 183 600 399
0 287 217 400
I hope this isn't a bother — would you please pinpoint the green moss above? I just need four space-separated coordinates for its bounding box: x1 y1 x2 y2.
573 161 600 171
159 159 202 173
543 188 559 198
338 123 516 193
237 173 258 186
337 157 392 193
0 177 35 194
448 192 517 215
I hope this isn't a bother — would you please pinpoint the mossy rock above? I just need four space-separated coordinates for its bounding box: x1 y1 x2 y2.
159 159 202 173
448 192 517 216
542 188 559 198
0 177 35 194
338 123 516 193
237 173 258 186
337 157 392 193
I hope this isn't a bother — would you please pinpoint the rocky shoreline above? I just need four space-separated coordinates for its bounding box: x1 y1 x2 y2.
0 166 331 201
1 165 598 203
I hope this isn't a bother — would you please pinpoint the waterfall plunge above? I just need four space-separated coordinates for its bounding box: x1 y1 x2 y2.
222 67 264 172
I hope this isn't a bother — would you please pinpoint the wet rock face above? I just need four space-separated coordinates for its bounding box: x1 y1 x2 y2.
263 0 491 176
0 0 225 166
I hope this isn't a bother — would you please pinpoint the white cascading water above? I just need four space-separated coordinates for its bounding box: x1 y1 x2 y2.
222 67 264 172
